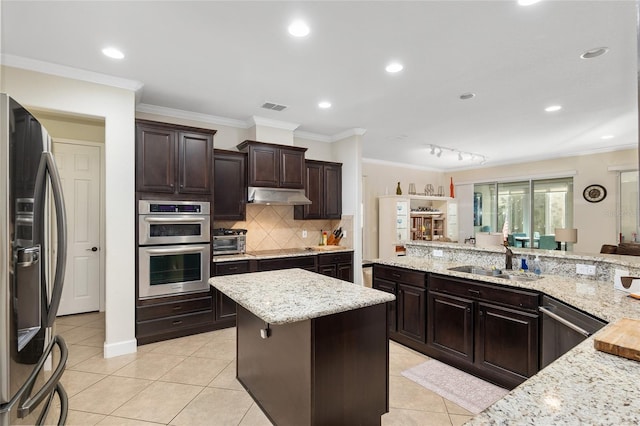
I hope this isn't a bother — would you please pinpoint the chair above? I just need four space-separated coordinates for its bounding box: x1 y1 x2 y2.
538 235 557 250
480 225 491 232
507 232 526 247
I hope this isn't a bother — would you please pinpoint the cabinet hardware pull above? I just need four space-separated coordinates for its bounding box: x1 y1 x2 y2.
479 310 484 316
392 273 401 278
173 306 182 310
466 307 471 313
172 320 183 326
468 289 480 295
229 267 238 271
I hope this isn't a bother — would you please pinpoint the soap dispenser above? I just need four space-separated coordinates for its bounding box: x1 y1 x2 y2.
533 256 542 275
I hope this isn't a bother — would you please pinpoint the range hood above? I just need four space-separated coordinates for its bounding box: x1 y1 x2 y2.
248 186 312 205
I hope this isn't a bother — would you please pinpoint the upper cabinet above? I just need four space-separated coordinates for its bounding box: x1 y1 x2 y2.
236 140 306 189
294 160 342 220
136 120 215 195
213 149 246 221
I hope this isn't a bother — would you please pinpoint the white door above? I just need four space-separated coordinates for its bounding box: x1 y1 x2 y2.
54 142 101 315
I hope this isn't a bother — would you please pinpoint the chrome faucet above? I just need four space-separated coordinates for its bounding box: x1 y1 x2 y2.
504 241 513 270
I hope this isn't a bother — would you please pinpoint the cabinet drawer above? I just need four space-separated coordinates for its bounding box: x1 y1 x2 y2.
429 274 539 311
318 252 353 265
374 265 426 288
258 256 317 271
137 310 213 337
214 260 251 276
137 296 212 321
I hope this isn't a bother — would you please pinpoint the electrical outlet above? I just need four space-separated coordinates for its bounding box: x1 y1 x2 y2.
433 249 444 257
576 264 596 275
302 230 307 238
342 230 346 238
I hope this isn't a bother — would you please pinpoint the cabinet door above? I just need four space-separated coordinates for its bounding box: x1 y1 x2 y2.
178 131 212 194
318 264 337 277
279 147 305 188
248 144 279 187
427 291 474 364
373 277 397 333
476 302 539 384
337 263 353 283
301 162 323 219
323 164 342 219
136 124 177 193
398 284 426 343
214 150 246 220
215 290 237 321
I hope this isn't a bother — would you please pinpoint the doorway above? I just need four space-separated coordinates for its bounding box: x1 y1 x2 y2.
53 140 104 316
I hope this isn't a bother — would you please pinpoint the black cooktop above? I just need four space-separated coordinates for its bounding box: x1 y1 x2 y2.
213 228 247 236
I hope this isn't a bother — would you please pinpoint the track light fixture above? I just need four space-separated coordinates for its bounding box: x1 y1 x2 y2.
427 144 487 164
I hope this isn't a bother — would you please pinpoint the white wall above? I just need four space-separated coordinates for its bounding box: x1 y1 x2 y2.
2 65 137 358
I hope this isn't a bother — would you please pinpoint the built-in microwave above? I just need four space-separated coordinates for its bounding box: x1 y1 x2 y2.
138 243 210 299
138 200 210 246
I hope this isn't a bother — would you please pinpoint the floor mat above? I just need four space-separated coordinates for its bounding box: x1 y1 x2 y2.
401 359 509 414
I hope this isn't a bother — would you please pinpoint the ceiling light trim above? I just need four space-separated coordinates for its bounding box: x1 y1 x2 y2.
2 54 144 92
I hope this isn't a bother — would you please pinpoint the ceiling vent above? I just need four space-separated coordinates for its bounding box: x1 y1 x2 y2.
261 102 288 112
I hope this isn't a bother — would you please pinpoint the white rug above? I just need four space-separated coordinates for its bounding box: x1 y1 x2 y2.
401 359 509 414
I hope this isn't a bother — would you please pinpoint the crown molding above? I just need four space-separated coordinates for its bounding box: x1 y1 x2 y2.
1 54 144 92
332 128 367 141
249 115 300 131
362 157 444 172
136 103 249 128
294 130 333 143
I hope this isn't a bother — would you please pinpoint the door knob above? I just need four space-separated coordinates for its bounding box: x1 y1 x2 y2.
86 246 98 252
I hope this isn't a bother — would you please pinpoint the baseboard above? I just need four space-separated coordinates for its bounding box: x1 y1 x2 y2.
103 338 138 358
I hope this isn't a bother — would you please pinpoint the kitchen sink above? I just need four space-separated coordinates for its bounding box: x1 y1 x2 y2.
447 265 502 276
494 273 543 282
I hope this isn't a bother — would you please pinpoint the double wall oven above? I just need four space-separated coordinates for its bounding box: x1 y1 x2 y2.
138 200 210 299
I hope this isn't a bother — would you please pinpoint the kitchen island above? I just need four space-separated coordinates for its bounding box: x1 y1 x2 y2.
209 268 395 426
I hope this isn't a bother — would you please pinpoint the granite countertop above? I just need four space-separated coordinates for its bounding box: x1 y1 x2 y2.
209 268 394 325
374 256 640 425
212 246 353 262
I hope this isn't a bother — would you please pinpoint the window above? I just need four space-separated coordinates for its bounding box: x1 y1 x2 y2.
474 177 573 249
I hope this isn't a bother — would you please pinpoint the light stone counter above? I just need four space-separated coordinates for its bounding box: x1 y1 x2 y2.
212 246 353 263
373 255 640 425
209 268 394 325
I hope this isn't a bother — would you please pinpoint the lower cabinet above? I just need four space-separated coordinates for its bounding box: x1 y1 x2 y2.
373 264 427 352
257 256 317 272
317 252 354 282
212 260 252 322
136 289 216 345
427 274 540 389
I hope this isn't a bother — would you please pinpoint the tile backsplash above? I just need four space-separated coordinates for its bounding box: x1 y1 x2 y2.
215 205 353 252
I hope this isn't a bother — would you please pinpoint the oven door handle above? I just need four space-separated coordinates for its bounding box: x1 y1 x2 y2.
145 246 207 255
539 306 591 337
143 217 207 223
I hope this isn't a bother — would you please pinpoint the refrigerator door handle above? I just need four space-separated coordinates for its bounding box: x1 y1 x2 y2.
16 335 68 419
33 151 67 327
34 382 68 426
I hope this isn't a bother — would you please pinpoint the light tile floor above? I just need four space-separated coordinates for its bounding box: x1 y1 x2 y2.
55 312 474 426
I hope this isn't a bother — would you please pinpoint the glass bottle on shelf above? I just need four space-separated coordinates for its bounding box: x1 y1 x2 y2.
396 182 402 195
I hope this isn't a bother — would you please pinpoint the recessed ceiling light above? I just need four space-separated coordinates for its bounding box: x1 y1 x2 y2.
518 0 541 5
102 47 124 59
545 105 562 112
460 93 476 100
601 135 614 140
318 101 331 109
580 47 609 59
385 62 403 73
288 20 310 37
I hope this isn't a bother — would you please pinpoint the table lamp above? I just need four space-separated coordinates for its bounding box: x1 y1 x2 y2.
555 228 578 251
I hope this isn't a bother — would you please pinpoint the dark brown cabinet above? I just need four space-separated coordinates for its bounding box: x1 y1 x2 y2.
136 120 214 195
213 149 246 221
428 274 540 389
136 290 215 345
294 160 342 220
237 140 306 189
257 255 317 272
317 251 353 282
373 265 427 350
212 260 252 322
372 277 397 333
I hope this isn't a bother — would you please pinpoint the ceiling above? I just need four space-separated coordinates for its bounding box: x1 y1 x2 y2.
1 1 637 171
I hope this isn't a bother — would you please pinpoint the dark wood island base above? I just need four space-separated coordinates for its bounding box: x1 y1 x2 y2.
236 303 389 426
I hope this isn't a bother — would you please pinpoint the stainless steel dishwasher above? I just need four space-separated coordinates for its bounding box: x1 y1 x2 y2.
539 295 607 369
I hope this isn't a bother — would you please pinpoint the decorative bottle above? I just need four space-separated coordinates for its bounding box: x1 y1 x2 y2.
396 182 402 195
449 177 455 198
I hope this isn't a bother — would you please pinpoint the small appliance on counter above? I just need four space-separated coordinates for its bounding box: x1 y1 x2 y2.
213 228 247 255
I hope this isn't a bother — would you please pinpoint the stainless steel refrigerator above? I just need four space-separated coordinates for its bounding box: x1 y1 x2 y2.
0 94 68 425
